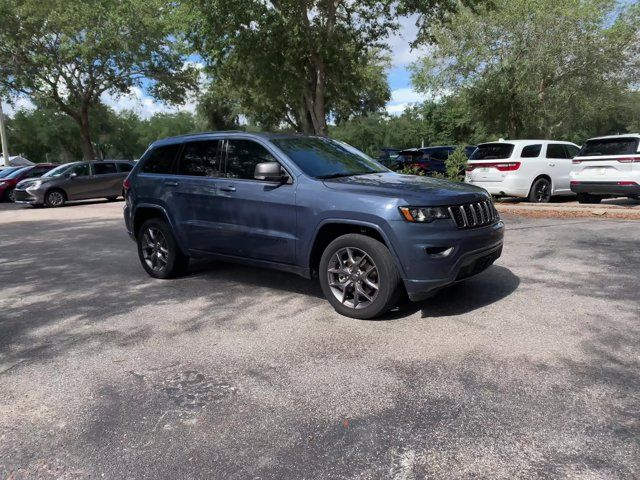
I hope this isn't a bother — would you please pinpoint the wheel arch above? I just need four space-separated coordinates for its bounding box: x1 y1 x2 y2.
307 220 405 278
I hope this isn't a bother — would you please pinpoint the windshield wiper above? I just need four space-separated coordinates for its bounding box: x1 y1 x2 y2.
317 171 379 179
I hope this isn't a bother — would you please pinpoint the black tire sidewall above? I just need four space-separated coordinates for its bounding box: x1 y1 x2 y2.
5 188 15 202
137 218 188 279
319 234 401 319
529 178 551 203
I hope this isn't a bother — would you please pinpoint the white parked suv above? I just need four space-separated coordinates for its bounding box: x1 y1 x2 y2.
570 134 640 204
465 140 580 202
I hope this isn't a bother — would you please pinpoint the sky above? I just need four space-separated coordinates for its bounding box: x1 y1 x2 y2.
1 16 426 119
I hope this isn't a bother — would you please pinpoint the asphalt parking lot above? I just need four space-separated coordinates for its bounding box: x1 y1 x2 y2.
1 201 638 479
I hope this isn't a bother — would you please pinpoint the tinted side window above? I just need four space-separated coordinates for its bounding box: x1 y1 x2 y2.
547 144 568 159
141 144 180 174
564 145 580 158
226 140 277 180
429 149 450 161
22 168 41 179
521 144 541 158
70 164 91 177
117 163 133 173
94 162 118 175
178 140 222 177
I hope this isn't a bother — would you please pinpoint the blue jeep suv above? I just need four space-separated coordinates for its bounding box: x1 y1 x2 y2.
124 132 504 319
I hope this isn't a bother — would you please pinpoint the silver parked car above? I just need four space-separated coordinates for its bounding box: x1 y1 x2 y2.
13 160 134 207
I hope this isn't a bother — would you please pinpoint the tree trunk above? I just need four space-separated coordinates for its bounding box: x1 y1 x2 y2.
301 60 328 136
78 106 96 160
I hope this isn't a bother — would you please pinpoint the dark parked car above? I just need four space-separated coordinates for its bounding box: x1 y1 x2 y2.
14 160 134 207
0 164 57 202
393 146 477 175
124 132 503 319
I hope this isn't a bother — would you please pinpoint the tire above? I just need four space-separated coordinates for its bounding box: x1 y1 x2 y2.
4 188 15 203
577 193 602 204
319 233 402 319
137 218 189 279
45 189 66 208
106 196 118 202
528 177 552 203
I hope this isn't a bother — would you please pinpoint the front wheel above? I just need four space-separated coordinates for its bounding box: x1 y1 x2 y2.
45 189 66 207
106 196 118 202
319 234 402 319
137 218 189 279
4 188 15 203
528 178 552 203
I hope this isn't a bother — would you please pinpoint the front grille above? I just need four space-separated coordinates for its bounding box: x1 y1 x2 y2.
448 200 498 229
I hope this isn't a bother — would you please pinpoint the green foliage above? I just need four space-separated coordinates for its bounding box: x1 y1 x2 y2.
411 0 640 140
444 145 468 182
398 165 426 176
0 0 197 159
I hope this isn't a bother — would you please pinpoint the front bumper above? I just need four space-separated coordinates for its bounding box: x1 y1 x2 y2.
570 181 640 196
389 219 505 302
13 187 46 204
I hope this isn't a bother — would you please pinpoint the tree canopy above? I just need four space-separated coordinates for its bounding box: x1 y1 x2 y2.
411 0 640 140
0 0 197 159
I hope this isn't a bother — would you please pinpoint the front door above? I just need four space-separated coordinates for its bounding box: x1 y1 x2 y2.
212 138 297 264
64 163 94 200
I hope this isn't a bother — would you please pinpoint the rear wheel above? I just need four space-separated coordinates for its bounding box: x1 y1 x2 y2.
45 189 66 208
319 234 402 319
4 188 15 202
577 193 602 204
137 218 189 279
528 177 552 203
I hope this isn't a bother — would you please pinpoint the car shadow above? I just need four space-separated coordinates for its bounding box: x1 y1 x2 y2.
187 259 519 321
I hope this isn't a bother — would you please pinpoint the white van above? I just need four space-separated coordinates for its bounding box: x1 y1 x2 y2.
465 140 580 203
569 134 640 204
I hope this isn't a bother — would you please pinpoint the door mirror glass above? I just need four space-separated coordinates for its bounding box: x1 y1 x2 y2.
66 172 77 179
254 162 286 182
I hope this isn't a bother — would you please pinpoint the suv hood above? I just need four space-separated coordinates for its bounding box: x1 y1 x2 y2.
322 172 489 205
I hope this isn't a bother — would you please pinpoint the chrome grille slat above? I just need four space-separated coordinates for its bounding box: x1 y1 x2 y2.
449 200 498 229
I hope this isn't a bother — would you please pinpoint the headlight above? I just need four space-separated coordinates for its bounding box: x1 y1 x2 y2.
399 206 451 223
27 181 42 189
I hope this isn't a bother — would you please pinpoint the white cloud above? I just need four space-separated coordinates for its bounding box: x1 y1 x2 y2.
100 87 197 119
386 15 431 68
385 87 426 115
1 97 36 116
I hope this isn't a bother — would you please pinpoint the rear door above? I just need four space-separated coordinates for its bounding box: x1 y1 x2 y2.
466 143 517 182
170 139 227 253
212 137 297 264
92 162 122 197
574 137 640 179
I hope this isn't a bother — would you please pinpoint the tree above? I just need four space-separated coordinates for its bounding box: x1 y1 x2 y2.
0 0 197 159
188 0 475 135
411 0 640 139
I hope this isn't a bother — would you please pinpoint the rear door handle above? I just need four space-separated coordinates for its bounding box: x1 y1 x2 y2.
165 181 179 187
548 163 555 167
220 185 236 193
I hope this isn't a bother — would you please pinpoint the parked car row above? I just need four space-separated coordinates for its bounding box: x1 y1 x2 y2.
4 160 134 207
382 133 639 204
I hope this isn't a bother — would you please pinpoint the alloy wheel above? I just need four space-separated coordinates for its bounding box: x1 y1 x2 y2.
141 226 169 272
47 191 64 207
534 182 551 202
327 247 379 309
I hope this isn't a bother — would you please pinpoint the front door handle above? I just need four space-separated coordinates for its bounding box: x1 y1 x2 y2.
548 163 555 167
220 185 236 193
165 181 179 187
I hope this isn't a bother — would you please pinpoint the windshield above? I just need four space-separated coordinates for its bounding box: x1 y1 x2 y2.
4 167 31 179
578 138 639 156
273 137 388 179
470 143 515 160
0 167 22 178
43 163 76 177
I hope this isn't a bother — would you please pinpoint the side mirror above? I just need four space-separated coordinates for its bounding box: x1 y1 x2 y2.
254 162 287 183
65 172 77 179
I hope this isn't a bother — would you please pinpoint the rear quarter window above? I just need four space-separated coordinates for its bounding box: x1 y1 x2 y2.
579 138 639 156
521 144 542 158
470 143 515 160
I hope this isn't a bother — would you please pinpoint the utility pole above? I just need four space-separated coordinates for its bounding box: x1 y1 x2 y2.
0 101 9 166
